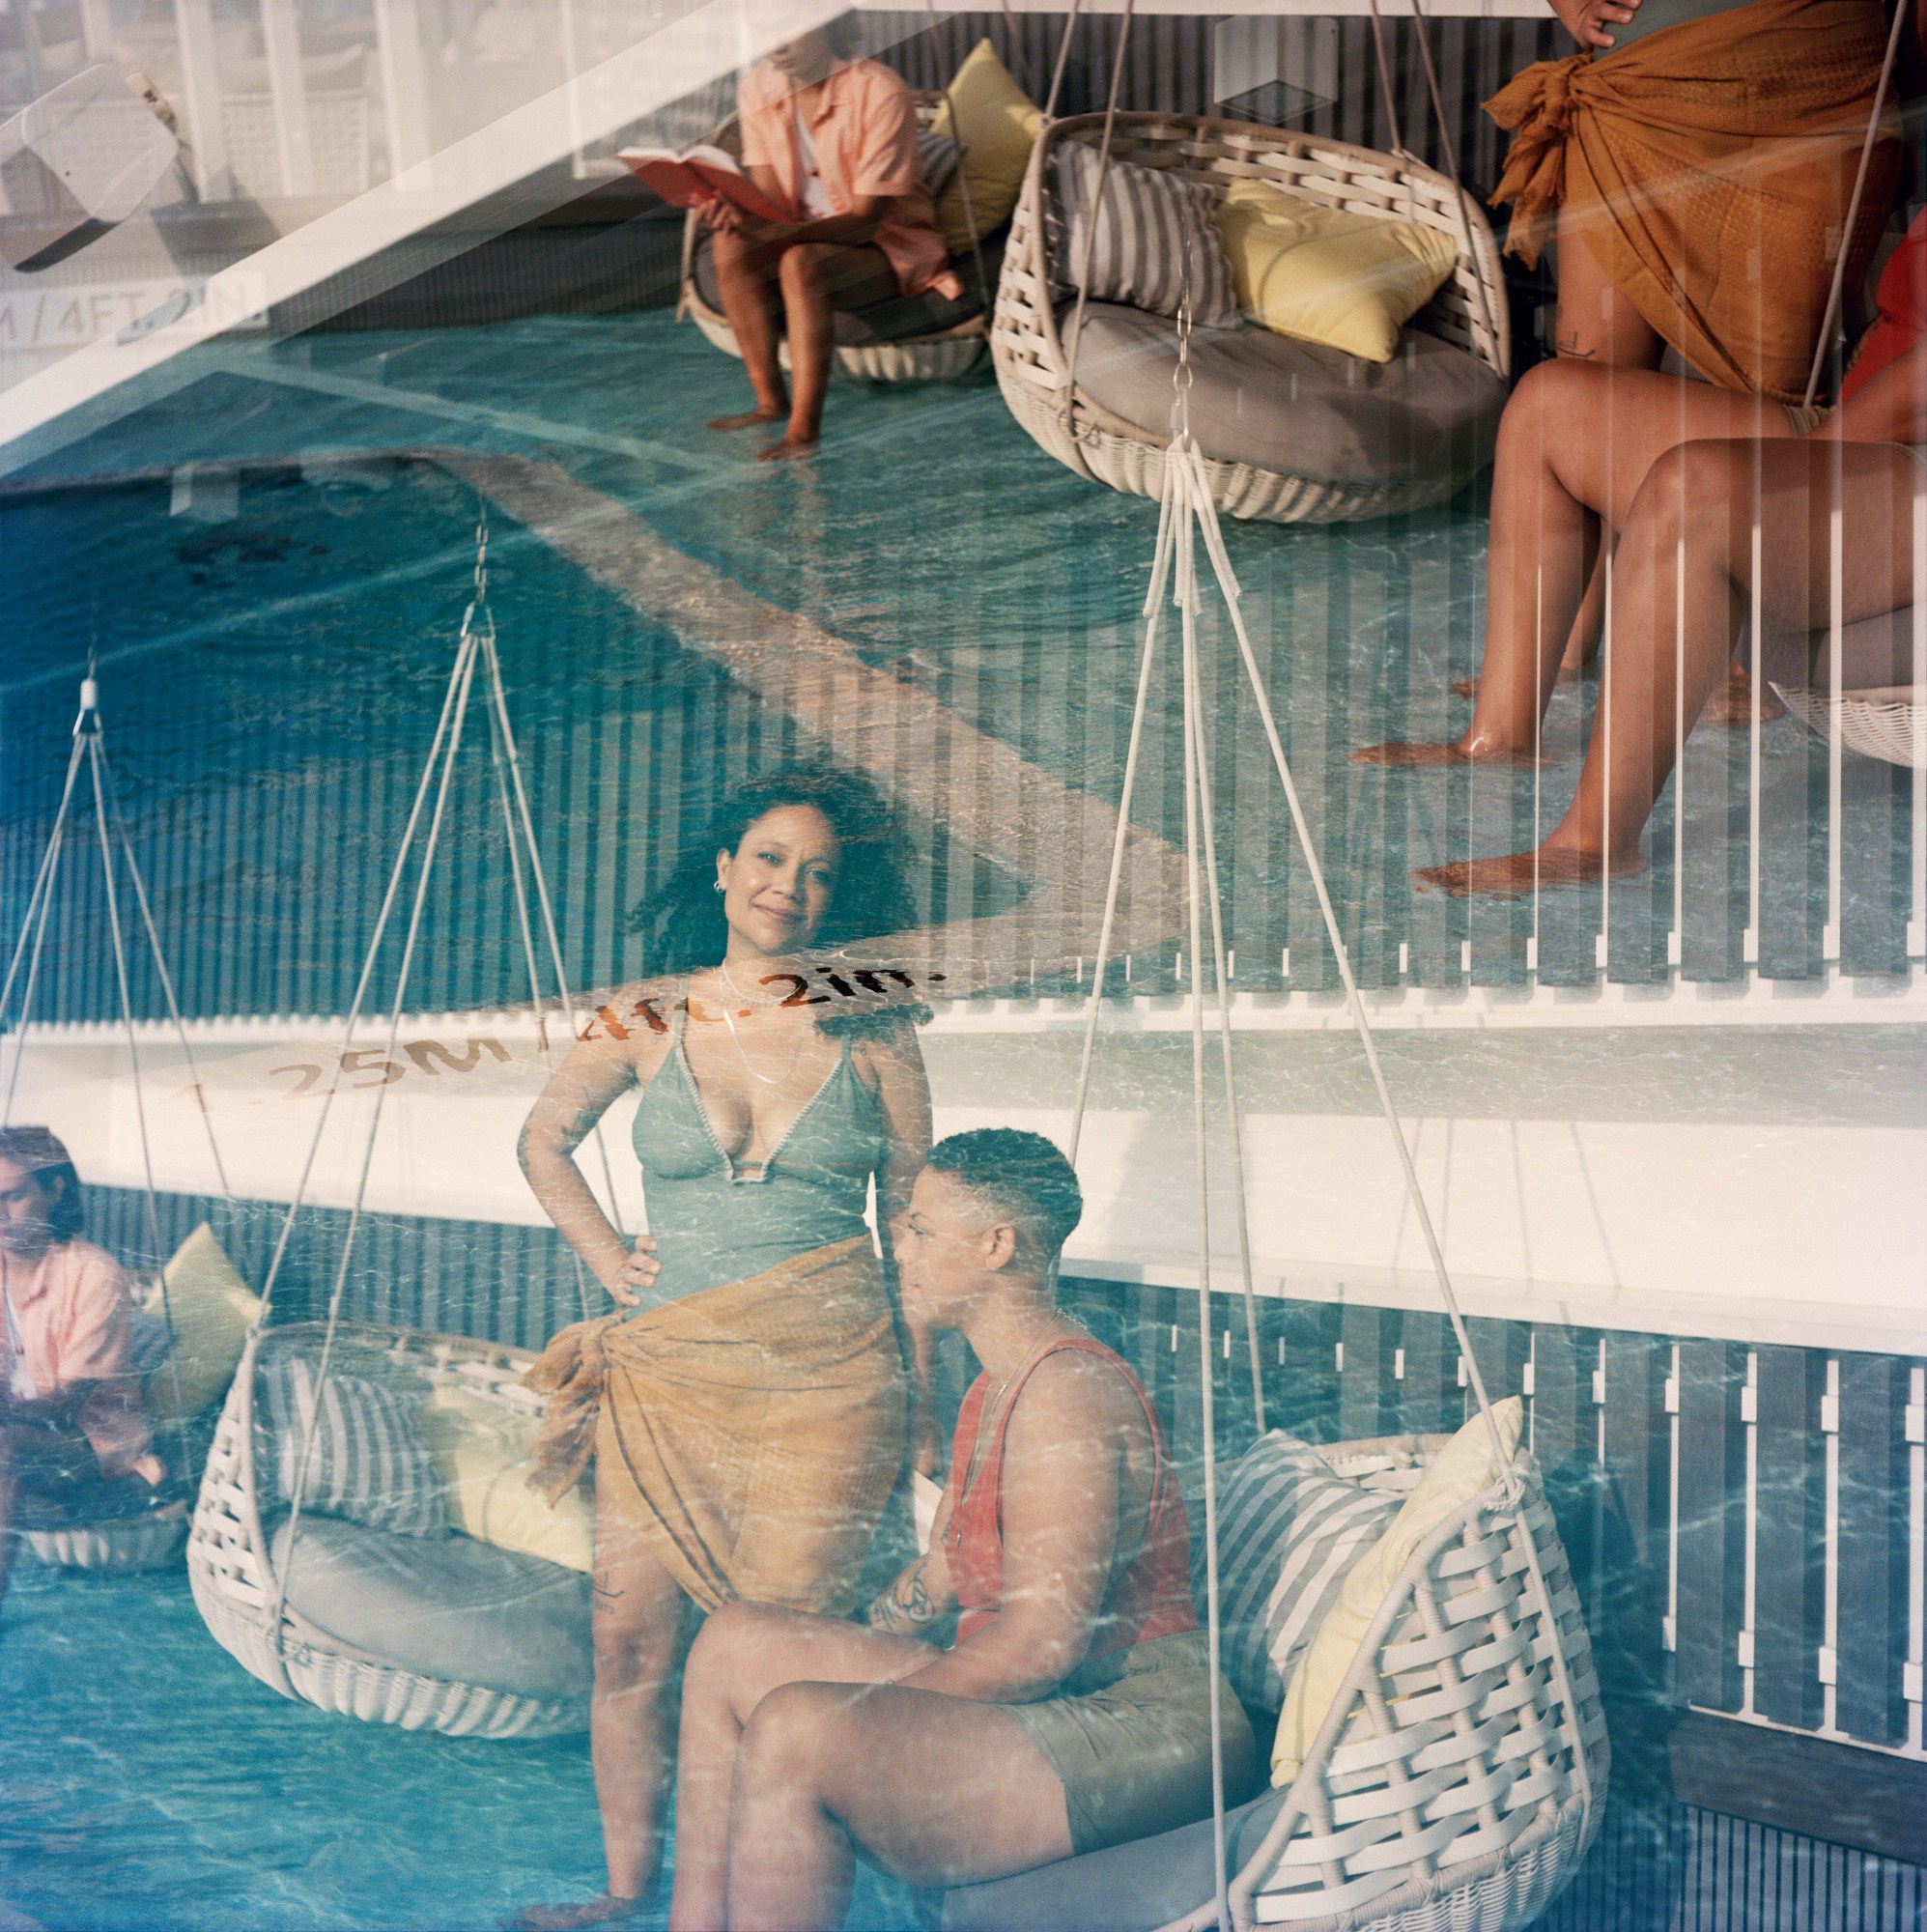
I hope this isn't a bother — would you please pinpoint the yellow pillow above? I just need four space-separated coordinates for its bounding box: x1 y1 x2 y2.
419 1384 593 1574
1214 180 1459 365
138 1224 261 1425
1271 1397 1524 1783
929 40 1042 255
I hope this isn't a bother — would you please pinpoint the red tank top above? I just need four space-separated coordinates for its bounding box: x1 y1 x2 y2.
1844 210 1927 404
942 1334 1198 1657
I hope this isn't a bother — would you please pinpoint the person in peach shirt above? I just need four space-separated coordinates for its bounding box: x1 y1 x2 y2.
701 22 961 460
0 1125 165 1612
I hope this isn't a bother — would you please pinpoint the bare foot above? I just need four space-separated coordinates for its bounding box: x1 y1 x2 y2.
1351 739 1547 767
1413 844 1646 900
1701 661 1786 727
508 1893 649 1931
707 408 784 433
755 434 819 462
1352 739 1470 767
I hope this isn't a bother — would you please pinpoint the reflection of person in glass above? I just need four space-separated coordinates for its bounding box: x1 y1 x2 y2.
513 767 932 1930
1360 218 1927 895
666 1130 1256 1932
0 1126 167 1613
699 21 960 460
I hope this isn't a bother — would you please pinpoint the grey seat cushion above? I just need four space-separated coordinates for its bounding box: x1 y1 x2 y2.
1064 301 1507 489
691 231 988 346
1759 605 1922 690
942 1785 1288 1932
271 1514 592 1701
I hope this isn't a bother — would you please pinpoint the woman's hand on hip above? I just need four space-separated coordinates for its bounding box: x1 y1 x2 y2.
597 1236 661 1308
1548 0 1638 49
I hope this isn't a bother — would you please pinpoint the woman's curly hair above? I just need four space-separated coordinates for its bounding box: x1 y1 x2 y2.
630 765 926 1034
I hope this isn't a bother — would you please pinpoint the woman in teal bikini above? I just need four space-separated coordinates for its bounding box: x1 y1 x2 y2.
513 766 933 1931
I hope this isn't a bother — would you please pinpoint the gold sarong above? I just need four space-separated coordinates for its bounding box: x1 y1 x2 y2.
1484 0 1900 400
524 1235 906 1614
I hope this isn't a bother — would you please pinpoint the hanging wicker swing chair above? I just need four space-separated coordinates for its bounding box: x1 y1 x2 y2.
679 92 991 384
940 410 1602 1932
188 1321 588 1739
991 112 1512 524
186 512 606 1739
3 673 231 1576
1221 1439 1603 1932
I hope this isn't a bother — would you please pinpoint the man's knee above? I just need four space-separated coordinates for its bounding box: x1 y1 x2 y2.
737 1681 835 1787
778 242 834 297
1634 439 1744 540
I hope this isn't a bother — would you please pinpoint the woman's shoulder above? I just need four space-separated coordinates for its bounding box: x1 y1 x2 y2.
585 977 687 1047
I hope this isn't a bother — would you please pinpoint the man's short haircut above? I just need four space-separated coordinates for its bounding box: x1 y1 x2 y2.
925 1128 1083 1264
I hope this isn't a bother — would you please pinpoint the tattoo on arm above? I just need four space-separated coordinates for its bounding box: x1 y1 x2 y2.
866 1556 942 1636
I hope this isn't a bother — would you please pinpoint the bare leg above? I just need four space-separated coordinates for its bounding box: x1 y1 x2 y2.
514 1474 693 1931
760 242 896 460
669 1603 942 1932
1420 439 1921 896
722 1678 1073 1931
1354 363 1798 768
709 227 789 431
1551 203 1664 370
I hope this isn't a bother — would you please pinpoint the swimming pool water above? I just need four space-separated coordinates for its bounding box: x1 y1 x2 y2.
0 1561 921 1931
12 307 1906 1000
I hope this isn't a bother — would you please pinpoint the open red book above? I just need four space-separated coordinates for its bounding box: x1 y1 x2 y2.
617 145 790 224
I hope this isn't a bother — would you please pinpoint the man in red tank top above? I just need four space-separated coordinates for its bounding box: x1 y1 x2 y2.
666 1130 1255 1932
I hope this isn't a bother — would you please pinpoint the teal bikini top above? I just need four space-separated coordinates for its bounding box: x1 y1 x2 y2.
628 989 885 1308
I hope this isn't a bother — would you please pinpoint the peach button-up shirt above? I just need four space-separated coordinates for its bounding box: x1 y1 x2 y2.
1 1236 152 1475
738 57 962 301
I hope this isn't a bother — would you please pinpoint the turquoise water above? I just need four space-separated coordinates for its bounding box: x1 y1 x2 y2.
13 308 1906 999
0 307 1907 1931
0 1563 921 1931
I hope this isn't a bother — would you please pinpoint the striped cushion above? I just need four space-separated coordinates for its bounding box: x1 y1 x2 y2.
1199 1434 1398 1713
1053 140 1238 328
917 129 965 201
262 1354 446 1540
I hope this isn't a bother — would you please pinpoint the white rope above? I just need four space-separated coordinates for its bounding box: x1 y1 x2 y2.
924 1 992 319
472 518 615 1322
0 732 83 1124
1173 339 1232 1932
1801 0 1906 410
1062 0 1138 435
83 712 192 1470
1040 0 1085 122
251 618 477 1324
1403 0 1505 374
90 740 233 1205
268 630 482 1656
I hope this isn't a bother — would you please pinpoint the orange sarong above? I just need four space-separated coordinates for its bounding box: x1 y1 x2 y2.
1484 0 1900 401
524 1235 906 1614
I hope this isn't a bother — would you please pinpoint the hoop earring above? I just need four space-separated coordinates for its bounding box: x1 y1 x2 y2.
714 880 725 894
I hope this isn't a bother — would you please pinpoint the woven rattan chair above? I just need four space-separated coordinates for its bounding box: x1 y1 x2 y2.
188 1321 589 1740
992 113 1512 525
24 1511 187 1572
1212 1444 1605 1932
1771 684 1925 767
679 93 990 384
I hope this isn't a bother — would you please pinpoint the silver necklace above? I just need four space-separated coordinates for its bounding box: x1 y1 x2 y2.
719 998 808 1087
720 958 791 1009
